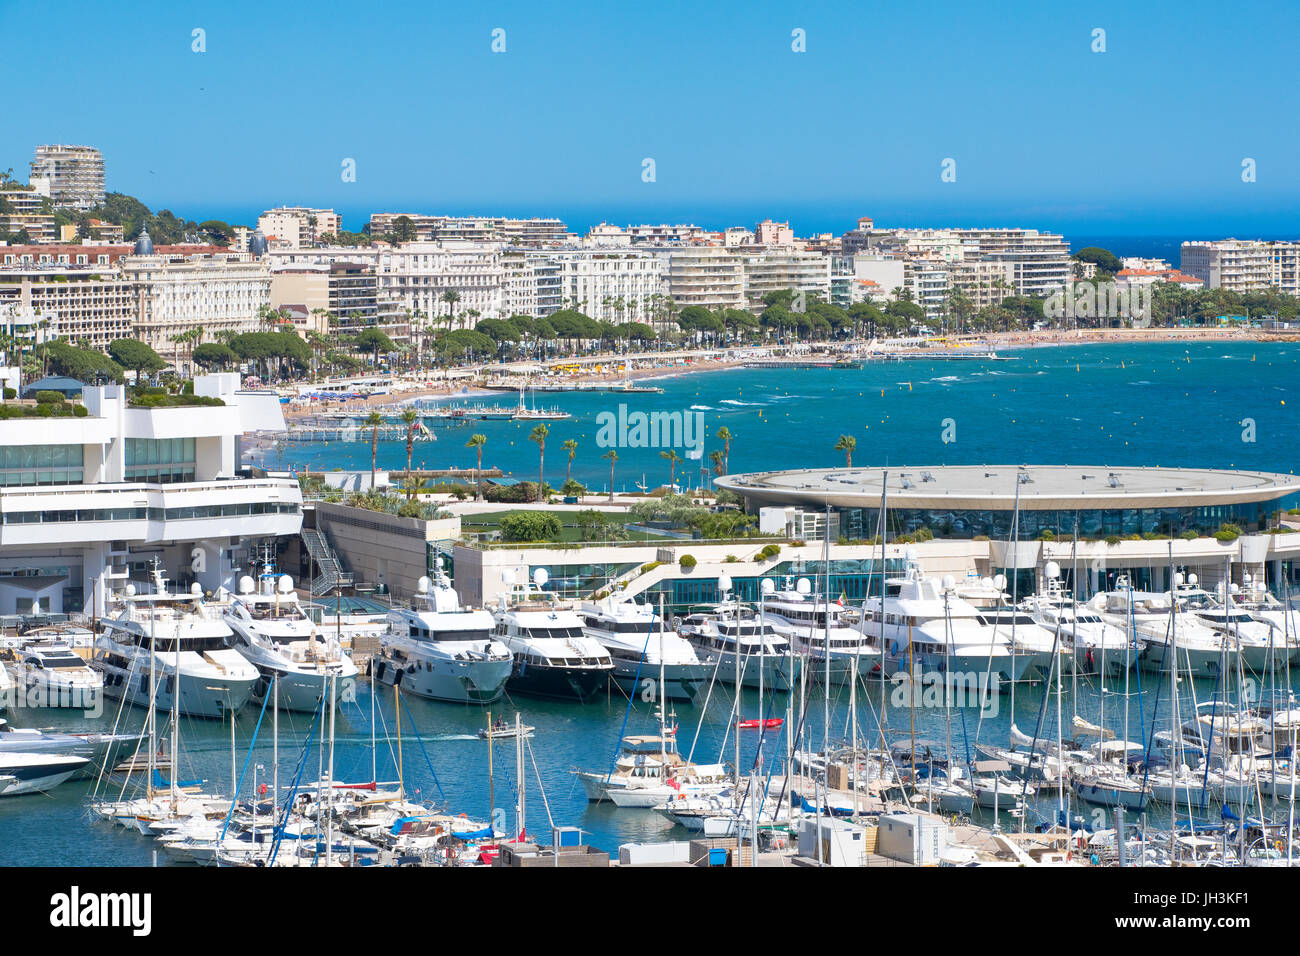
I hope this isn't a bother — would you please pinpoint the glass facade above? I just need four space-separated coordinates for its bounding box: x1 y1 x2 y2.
644 558 908 613
125 438 196 483
0 444 84 486
838 502 1281 542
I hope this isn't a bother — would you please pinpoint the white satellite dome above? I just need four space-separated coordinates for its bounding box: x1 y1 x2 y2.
191 582 202 596
941 574 955 591
1187 573 1198 586
532 568 549 587
1043 561 1060 580
760 578 775 594
416 576 431 593
124 584 136 597
239 576 255 594
993 574 1007 591
277 574 294 594
717 573 733 593
796 577 811 595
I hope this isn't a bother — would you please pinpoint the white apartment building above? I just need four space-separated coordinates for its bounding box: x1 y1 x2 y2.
538 250 665 322
1180 240 1300 294
367 214 568 247
119 252 272 359
663 247 747 311
0 373 300 617
29 145 105 211
627 223 709 245
0 185 56 243
257 207 342 249
741 247 830 310
501 254 538 318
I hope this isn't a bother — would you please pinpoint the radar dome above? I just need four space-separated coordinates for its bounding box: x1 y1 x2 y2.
277 574 293 594
416 576 431 593
1043 561 1060 580
796 577 811 595
239 576 255 594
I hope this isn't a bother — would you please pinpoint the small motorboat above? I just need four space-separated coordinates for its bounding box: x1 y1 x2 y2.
478 719 535 741
736 718 784 730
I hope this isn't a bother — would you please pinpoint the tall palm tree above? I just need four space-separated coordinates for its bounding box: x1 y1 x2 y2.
709 449 724 480
716 426 733 474
660 449 682 489
466 433 487 501
528 424 549 502
366 411 384 490
602 448 618 501
441 290 461 329
562 439 578 485
834 434 856 467
401 408 420 499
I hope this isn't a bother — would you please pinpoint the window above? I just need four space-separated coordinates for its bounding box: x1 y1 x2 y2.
0 444 83 486
124 437 196 483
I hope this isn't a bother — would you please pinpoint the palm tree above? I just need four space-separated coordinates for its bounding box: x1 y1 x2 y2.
441 290 461 329
366 411 384 490
660 449 682 489
709 449 724 480
466 433 487 501
401 409 420 499
716 426 733 474
834 434 856 467
562 439 578 484
602 448 618 501
528 424 549 502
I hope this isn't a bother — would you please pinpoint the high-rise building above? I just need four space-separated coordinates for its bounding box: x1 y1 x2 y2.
29 145 105 211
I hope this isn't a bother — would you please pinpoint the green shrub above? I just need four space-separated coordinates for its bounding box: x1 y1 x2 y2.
639 561 662 574
1105 535 1122 546
498 510 562 542
1215 522 1242 543
1037 529 1055 541
913 527 934 542
678 553 697 569
724 554 738 563
2 387 14 399
757 544 781 560
73 404 88 417
1180 530 1199 540
34 390 66 405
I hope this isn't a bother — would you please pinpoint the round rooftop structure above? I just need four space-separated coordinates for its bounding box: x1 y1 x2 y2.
132 225 154 256
717 465 1298 512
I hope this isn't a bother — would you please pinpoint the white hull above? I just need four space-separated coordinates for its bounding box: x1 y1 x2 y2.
372 653 513 705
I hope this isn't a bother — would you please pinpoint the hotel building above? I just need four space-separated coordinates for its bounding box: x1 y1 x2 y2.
1180 240 1300 294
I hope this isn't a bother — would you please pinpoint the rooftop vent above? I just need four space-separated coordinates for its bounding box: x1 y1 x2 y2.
920 471 935 483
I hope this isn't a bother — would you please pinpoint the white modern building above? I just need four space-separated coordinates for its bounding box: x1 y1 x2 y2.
0 373 301 618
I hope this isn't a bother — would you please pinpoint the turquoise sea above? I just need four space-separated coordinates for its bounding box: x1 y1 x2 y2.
4 339 1300 865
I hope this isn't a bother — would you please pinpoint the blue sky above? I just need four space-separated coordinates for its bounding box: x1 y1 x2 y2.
7 0 1300 237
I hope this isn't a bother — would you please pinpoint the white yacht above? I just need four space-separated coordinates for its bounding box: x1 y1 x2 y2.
375 568 514 704
579 593 711 701
223 568 359 712
0 651 12 711
677 600 798 692
574 728 730 807
7 642 102 710
94 567 258 719
858 555 1035 690
492 571 614 701
0 752 89 797
1229 581 1300 661
761 581 881 684
1021 574 1132 676
1170 577 1283 673
1090 578 1229 680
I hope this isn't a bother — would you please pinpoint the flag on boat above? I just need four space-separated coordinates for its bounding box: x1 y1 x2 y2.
837 591 846 606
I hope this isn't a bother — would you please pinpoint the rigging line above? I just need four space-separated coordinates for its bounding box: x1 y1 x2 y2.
268 692 325 867
685 633 728 766
1018 610 1063 807
524 735 555 829
603 602 656 789
397 691 447 804
219 683 272 843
